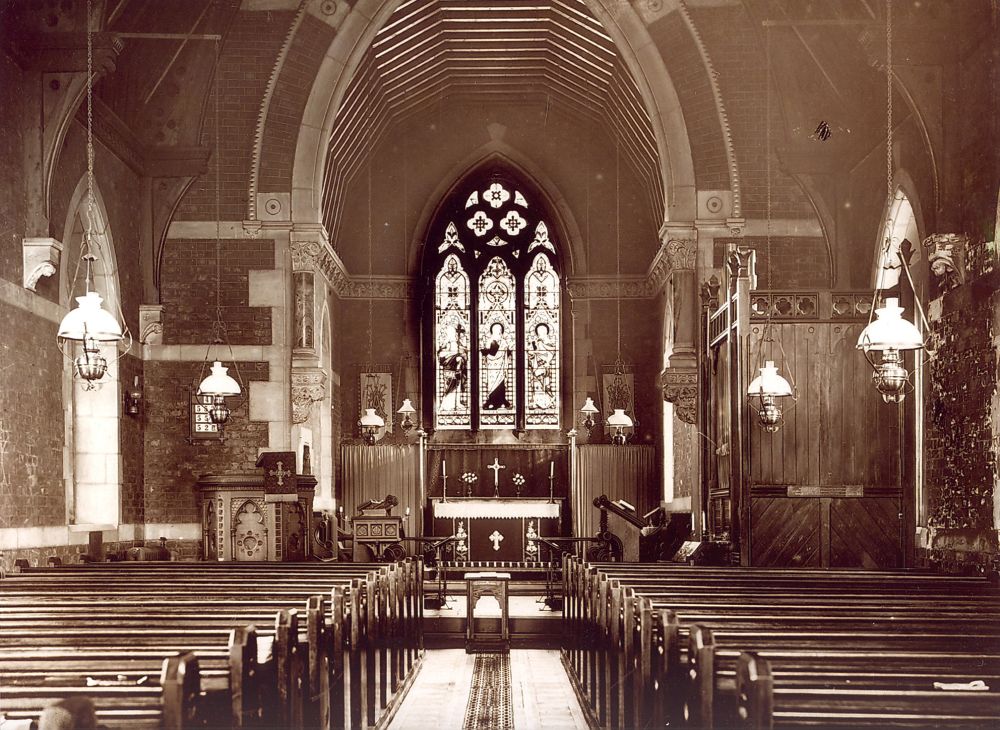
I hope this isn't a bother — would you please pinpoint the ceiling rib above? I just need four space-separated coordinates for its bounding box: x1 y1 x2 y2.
321 0 662 247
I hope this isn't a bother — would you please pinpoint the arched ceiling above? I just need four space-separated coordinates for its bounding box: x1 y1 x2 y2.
320 0 662 241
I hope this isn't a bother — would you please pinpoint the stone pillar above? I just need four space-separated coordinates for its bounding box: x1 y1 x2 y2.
658 224 700 514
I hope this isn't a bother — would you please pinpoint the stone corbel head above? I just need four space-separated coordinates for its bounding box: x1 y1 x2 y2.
923 233 967 289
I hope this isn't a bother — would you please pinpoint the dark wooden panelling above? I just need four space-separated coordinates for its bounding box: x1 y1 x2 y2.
748 322 900 489
829 498 902 569
749 497 821 567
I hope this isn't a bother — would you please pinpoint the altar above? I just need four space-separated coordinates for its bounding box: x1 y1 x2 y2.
430 498 562 562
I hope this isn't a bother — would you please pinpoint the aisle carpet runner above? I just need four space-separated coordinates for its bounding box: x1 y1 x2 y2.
463 653 514 730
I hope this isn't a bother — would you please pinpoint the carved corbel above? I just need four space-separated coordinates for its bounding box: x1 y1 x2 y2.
22 237 62 291
700 275 721 310
660 367 699 425
291 369 327 424
923 233 967 290
139 304 164 345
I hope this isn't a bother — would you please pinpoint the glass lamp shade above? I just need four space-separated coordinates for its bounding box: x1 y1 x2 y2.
856 297 924 352
606 408 633 428
397 398 416 431
747 361 794 398
580 396 599 431
198 361 242 397
360 407 384 445
58 292 123 342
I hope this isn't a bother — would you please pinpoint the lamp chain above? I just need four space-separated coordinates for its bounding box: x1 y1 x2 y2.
886 0 893 205
85 0 95 251
214 37 223 329
615 137 621 361
367 143 374 368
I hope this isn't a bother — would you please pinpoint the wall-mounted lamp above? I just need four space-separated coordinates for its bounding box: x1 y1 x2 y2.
123 375 142 417
397 398 416 432
580 396 599 432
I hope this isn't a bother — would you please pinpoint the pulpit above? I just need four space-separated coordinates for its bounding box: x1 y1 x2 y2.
197 456 315 561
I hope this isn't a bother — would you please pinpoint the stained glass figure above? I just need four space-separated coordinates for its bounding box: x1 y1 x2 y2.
438 221 465 254
478 257 516 427
524 253 560 427
435 254 471 428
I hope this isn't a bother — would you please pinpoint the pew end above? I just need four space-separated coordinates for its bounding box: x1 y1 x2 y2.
228 625 260 728
736 652 773 730
686 624 716 730
160 652 201 730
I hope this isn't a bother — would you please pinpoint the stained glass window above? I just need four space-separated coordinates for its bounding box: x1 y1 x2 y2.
435 254 471 428
479 257 516 428
524 253 559 427
430 174 561 431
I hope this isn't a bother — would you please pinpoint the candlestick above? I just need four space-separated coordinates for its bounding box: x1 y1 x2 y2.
442 472 448 502
548 471 555 504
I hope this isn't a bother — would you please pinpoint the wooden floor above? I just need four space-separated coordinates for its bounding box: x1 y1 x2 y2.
388 649 588 730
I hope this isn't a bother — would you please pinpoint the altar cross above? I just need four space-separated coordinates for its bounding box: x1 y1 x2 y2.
487 457 506 495
269 461 291 487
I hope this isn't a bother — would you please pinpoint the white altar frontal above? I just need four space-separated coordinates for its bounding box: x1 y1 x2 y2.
431 498 562 563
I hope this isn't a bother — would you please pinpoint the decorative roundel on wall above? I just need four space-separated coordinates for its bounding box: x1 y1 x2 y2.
264 198 283 216
705 195 723 214
320 0 339 16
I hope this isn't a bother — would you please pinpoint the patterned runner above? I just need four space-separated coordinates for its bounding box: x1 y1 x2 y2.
463 652 514 730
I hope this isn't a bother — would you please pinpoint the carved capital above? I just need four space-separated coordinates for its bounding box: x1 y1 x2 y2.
291 368 327 424
923 233 967 289
22 237 61 291
665 238 697 272
138 304 164 345
727 246 756 285
726 217 746 239
660 367 699 425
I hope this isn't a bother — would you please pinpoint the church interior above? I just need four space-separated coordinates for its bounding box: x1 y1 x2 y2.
1 0 999 727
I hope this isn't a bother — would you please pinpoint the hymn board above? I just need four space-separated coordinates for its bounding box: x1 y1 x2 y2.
425 446 567 562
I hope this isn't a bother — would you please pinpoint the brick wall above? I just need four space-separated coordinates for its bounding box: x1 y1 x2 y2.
160 238 273 345
0 306 65 529
120 353 144 525
258 13 335 193
143 360 269 526
690 6 815 219
647 12 729 191
175 10 294 221
713 236 831 289
0 52 25 278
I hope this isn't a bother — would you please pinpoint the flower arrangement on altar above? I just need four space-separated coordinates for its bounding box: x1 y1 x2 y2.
460 471 478 497
512 472 526 497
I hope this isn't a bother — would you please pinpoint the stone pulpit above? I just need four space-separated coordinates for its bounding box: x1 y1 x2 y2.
197 451 315 561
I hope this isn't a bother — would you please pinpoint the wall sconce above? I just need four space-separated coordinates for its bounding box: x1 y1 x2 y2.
360 407 384 445
123 375 142 417
397 398 416 432
580 396 599 432
857 297 924 403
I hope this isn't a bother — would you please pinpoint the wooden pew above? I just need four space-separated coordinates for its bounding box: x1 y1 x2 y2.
0 559 424 729
561 557 1000 730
